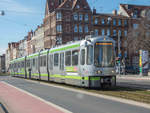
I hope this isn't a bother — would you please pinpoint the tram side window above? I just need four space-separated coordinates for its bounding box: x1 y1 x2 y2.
40 56 42 66
33 58 35 67
80 49 85 65
54 53 59 66
87 45 93 65
50 55 53 70
65 51 71 66
72 50 78 65
43 56 46 67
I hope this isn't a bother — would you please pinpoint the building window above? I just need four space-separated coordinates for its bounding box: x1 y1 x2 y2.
74 24 78 32
107 29 110 36
118 30 122 36
56 25 62 32
124 20 128 26
101 29 105 35
118 19 121 26
133 24 139 29
113 19 116 26
94 29 98 36
85 25 88 33
85 14 88 22
113 29 117 36
74 13 78 21
79 14 83 21
101 19 105 25
56 12 62 20
124 30 127 36
133 10 138 18
79 25 82 33
95 18 98 24
107 20 110 25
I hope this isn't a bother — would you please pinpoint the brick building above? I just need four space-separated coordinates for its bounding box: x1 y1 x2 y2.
93 9 131 57
44 0 92 48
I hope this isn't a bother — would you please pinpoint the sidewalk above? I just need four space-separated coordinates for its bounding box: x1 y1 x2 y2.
0 82 70 113
117 74 150 81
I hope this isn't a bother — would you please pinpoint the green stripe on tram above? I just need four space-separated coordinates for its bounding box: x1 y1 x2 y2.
11 72 101 81
50 44 80 53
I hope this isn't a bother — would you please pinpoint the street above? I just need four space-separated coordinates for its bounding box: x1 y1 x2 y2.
0 75 150 113
117 75 150 90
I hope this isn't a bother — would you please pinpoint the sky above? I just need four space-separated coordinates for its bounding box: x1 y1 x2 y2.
0 0 150 55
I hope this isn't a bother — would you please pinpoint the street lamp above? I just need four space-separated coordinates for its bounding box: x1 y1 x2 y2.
0 10 5 16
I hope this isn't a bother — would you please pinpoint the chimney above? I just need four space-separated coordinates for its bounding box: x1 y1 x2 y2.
112 10 117 15
93 8 96 14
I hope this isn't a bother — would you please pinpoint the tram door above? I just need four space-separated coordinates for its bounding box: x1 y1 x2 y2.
80 49 86 76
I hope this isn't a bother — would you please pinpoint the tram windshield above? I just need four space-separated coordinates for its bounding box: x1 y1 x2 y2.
94 42 114 67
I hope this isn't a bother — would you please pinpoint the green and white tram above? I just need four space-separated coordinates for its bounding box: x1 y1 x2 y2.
9 35 116 88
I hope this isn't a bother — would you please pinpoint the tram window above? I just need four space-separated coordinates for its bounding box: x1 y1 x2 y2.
87 45 93 65
54 53 59 66
72 50 78 65
33 59 35 67
40 56 42 66
43 56 46 66
50 55 53 69
80 49 85 65
65 51 71 66
60 53 64 70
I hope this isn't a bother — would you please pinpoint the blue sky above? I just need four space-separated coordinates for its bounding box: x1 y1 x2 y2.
0 0 150 55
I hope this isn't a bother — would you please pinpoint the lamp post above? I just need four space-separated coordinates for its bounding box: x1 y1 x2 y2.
0 10 5 16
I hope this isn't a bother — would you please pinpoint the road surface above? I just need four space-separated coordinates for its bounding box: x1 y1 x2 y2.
0 76 150 113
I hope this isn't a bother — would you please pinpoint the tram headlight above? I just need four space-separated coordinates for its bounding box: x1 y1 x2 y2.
112 70 114 73
96 70 102 74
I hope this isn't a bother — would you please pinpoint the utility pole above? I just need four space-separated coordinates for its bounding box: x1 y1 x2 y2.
118 32 121 75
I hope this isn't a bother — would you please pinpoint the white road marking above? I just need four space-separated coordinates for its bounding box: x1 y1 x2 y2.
2 82 72 113
26 79 150 110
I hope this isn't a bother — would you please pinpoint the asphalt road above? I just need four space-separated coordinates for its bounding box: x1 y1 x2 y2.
117 77 150 90
0 76 150 113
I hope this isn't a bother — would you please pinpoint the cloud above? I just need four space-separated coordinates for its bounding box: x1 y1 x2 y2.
0 0 35 14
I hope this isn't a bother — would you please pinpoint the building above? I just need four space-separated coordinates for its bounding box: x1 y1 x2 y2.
43 0 93 49
5 49 10 72
93 9 131 57
0 54 5 73
119 4 150 66
18 37 28 58
27 31 33 55
31 24 44 53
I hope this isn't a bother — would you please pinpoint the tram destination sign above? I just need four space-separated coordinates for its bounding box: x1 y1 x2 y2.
96 42 112 46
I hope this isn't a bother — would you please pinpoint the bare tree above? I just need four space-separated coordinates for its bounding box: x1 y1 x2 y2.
127 17 150 58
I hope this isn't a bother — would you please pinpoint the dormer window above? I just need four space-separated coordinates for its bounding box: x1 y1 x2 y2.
133 10 138 18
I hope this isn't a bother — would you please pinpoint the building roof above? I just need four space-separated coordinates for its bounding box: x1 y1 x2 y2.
120 4 150 17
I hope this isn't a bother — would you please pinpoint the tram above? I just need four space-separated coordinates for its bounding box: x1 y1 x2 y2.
9 35 116 88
